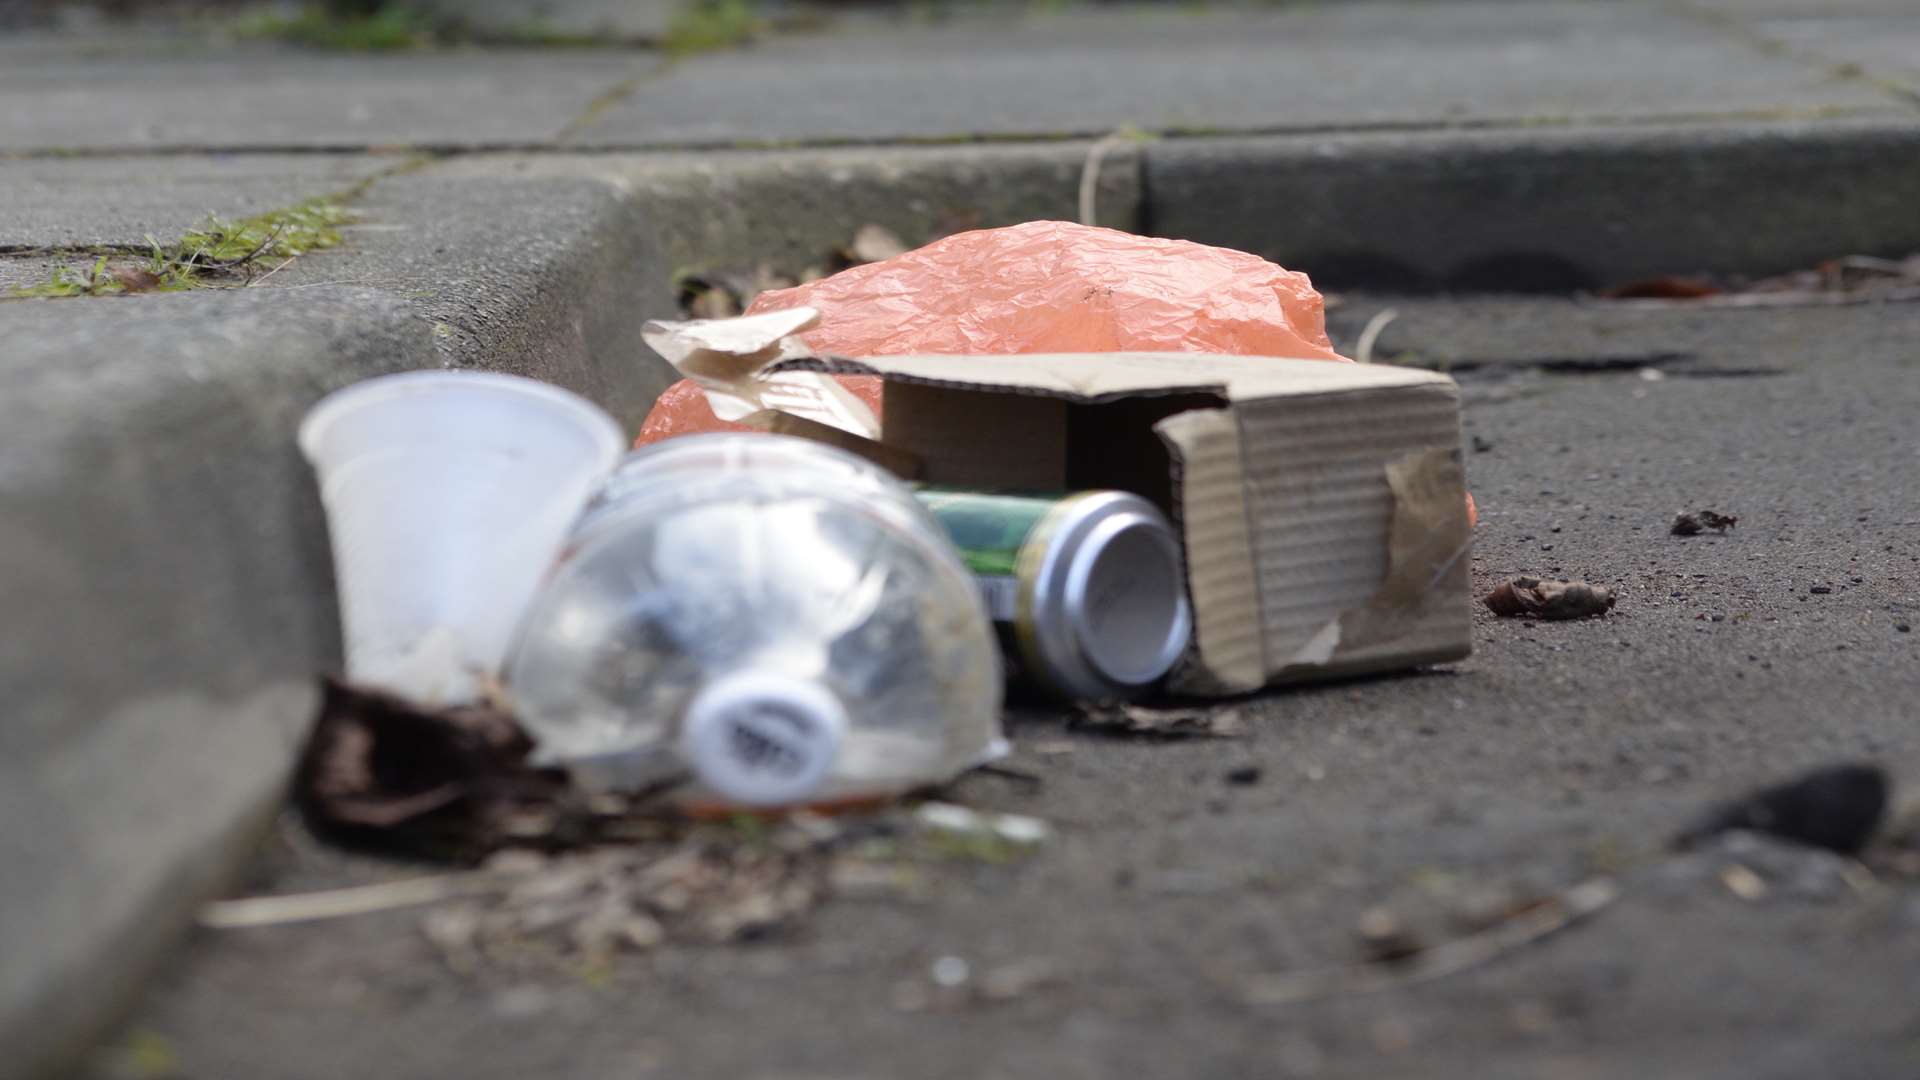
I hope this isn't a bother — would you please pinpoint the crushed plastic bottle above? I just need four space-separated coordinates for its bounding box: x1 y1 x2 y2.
505 434 1005 808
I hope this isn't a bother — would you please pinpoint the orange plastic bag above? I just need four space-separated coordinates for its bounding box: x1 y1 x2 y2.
636 222 1344 444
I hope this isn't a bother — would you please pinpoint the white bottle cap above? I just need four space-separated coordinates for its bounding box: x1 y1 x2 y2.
680 672 848 807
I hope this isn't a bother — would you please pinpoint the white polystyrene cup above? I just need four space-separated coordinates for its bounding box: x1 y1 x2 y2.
298 371 624 704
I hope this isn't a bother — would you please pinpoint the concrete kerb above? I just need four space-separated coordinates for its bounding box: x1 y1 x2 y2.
0 288 434 1080
8 114 1920 1076
1143 116 1920 291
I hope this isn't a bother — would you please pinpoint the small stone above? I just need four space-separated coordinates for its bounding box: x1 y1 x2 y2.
1677 763 1889 855
930 955 971 988
1356 906 1422 965
1719 863 1768 901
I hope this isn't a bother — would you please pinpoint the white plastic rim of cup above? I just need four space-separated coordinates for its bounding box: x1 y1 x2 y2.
298 370 624 703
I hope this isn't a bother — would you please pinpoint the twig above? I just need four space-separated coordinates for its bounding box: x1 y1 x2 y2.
1241 876 1621 1005
246 255 300 288
198 872 502 930
976 762 1045 787
1078 132 1132 229
1354 308 1399 364
204 221 287 273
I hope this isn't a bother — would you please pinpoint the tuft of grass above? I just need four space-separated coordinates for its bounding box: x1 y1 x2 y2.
9 200 351 299
179 200 351 263
663 0 761 56
234 4 439 51
11 252 199 299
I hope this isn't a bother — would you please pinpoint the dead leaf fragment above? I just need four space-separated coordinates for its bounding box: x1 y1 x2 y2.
295 677 570 859
1072 703 1249 738
109 265 163 292
1600 276 1721 300
686 286 741 320
1672 510 1738 536
1484 577 1616 620
1243 877 1620 1005
848 223 909 264
1599 252 1920 309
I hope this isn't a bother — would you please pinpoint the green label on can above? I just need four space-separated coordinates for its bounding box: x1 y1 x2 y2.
913 489 1059 579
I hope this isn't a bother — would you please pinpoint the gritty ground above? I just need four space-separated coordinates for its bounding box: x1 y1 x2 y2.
82 295 1920 1080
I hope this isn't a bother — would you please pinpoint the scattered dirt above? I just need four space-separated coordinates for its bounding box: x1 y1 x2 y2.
1072 702 1249 739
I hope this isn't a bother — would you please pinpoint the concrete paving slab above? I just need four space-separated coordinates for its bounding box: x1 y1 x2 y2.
0 287 436 1080
1751 15 1920 96
412 0 681 42
1692 0 1918 17
0 154 399 249
0 43 654 152
569 2 1901 147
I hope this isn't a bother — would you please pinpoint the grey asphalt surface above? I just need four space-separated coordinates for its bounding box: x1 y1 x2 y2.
82 295 1920 1079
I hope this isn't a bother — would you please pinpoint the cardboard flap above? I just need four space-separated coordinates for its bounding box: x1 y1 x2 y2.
1155 408 1264 694
642 307 882 438
782 352 1449 403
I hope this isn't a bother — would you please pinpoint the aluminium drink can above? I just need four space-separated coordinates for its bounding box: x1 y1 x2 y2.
914 489 1192 700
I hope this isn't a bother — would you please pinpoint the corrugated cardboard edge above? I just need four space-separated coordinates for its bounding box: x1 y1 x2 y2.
1154 408 1265 695
1272 444 1474 681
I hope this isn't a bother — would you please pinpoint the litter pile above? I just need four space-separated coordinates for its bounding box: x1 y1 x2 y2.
242 222 1489 965
296 221 1469 814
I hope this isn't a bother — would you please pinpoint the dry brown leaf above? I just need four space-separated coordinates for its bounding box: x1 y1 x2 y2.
1483 577 1616 620
1671 510 1738 536
1600 276 1721 300
109 265 164 292
1072 703 1249 738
